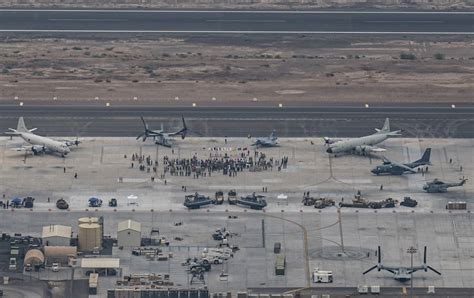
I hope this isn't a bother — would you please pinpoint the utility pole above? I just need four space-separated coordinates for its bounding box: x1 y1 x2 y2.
407 246 417 298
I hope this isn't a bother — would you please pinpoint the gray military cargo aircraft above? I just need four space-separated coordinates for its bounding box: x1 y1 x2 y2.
423 178 467 193
6 117 80 157
371 148 431 175
325 118 401 155
136 116 189 147
363 246 441 282
251 130 278 148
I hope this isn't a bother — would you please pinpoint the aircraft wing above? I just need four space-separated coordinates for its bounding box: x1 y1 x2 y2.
390 160 417 173
10 145 47 154
380 266 398 274
59 139 81 147
356 145 386 153
369 146 387 152
406 266 424 274
149 130 164 136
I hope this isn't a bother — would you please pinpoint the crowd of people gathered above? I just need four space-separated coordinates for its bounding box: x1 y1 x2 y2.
127 149 289 180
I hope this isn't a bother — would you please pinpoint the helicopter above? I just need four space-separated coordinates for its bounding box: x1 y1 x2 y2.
363 246 441 282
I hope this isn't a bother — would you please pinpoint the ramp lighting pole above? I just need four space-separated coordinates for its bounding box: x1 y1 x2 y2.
407 246 417 298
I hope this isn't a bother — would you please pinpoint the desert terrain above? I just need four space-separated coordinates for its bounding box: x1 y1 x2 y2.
0 34 473 105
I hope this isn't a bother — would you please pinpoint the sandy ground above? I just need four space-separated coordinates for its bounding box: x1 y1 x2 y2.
0 35 473 105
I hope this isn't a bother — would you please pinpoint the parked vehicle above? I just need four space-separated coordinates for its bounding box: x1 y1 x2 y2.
275 255 286 275
56 198 69 209
88 197 102 207
8 258 17 271
108 198 117 207
313 268 333 283
274 242 281 254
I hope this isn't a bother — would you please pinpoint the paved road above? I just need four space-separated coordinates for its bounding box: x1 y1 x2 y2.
0 10 473 34
0 103 473 138
249 287 474 296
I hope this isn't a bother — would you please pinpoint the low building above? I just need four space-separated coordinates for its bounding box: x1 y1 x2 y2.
117 220 141 247
42 225 72 246
44 246 77 265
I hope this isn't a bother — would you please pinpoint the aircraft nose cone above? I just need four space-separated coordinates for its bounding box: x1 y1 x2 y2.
326 148 333 153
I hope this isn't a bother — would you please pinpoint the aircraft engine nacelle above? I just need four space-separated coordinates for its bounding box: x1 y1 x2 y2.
354 145 370 154
31 145 46 155
323 137 335 145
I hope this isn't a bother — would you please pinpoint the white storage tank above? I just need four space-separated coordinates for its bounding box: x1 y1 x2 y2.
78 217 99 225
78 222 101 252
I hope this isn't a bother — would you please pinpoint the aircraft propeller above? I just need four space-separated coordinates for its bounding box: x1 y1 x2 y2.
323 137 332 146
363 265 378 275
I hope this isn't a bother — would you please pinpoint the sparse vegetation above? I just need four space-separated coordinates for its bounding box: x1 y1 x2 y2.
434 53 445 60
400 52 416 60
92 53 107 58
32 71 44 76
72 46 82 50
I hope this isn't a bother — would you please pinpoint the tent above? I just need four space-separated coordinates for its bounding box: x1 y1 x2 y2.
277 194 288 205
127 195 138 206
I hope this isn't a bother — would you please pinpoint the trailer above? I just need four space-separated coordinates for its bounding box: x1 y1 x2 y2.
89 273 98 295
275 255 286 275
313 268 333 283
339 196 397 209
314 198 335 209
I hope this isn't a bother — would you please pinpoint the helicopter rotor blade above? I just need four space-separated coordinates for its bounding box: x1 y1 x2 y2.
424 246 427 264
363 265 378 275
427 266 442 275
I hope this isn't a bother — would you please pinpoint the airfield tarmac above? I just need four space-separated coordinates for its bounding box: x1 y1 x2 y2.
0 137 473 294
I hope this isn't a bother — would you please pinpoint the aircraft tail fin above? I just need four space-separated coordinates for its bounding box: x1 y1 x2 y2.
375 118 402 136
17 117 29 132
270 129 277 140
381 118 390 133
414 148 431 165
6 117 34 135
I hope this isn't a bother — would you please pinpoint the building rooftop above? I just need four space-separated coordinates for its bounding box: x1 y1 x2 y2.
117 219 141 233
81 258 120 269
41 225 72 239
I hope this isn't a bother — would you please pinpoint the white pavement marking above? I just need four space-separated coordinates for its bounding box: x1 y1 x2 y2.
47 18 127 21
0 29 472 34
205 19 286 23
1 9 474 14
364 20 445 23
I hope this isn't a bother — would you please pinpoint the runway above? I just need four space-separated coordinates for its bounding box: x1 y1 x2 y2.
0 10 473 34
0 103 473 138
